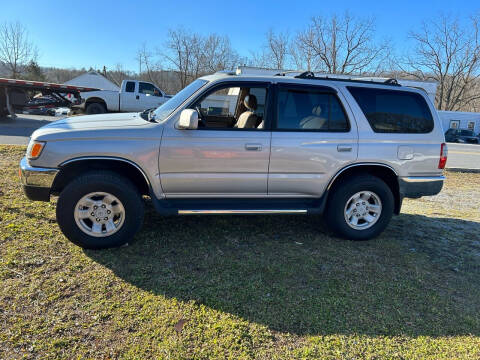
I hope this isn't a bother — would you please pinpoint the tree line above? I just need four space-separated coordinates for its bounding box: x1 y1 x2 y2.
1 13 480 111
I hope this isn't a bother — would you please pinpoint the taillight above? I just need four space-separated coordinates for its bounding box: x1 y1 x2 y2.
438 143 447 169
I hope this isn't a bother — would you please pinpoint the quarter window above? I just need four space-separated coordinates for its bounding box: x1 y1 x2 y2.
347 87 434 133
276 87 349 131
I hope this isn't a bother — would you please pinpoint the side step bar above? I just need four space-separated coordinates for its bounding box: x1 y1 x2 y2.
178 209 308 215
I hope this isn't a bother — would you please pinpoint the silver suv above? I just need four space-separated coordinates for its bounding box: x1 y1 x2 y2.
19 71 447 249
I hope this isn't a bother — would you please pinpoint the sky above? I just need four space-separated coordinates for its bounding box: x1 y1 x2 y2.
1 0 479 72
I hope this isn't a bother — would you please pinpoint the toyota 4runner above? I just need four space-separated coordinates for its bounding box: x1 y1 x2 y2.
19 71 447 249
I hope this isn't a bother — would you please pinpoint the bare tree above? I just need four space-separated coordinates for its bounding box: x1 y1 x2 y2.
137 43 164 85
296 13 388 74
0 22 37 78
290 32 316 71
403 14 480 111
265 30 290 69
107 63 136 87
163 28 240 89
43 67 84 83
248 30 290 70
201 34 240 73
163 28 202 88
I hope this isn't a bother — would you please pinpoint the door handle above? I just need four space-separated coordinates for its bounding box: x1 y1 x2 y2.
337 144 353 152
136 95 139 100
245 143 262 151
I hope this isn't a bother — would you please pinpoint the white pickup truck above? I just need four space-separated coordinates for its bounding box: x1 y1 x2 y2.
77 80 170 114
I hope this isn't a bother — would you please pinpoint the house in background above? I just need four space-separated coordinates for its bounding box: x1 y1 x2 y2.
65 71 119 91
437 111 480 134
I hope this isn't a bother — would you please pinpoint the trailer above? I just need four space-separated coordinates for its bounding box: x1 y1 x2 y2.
0 77 99 119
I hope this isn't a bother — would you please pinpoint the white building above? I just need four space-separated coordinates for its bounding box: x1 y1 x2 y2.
65 71 119 91
437 111 480 133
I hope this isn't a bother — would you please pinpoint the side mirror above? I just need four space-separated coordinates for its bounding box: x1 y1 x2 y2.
177 109 199 130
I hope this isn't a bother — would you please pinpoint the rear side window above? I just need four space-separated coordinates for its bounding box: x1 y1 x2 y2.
276 87 349 131
347 87 434 133
125 81 135 93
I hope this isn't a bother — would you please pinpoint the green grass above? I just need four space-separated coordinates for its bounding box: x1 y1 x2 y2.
1 144 480 359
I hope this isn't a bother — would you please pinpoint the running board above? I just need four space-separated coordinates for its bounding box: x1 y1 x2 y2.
178 209 308 215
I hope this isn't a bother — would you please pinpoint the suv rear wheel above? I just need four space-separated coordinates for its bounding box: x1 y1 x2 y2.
325 175 394 240
56 171 144 249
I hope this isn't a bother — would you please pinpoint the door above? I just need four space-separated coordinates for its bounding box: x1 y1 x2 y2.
137 82 165 110
159 82 272 197
268 83 358 197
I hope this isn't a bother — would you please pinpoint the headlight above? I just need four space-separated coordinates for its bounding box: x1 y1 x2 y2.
27 140 46 160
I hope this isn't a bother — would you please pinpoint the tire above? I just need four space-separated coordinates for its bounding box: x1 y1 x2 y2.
56 171 144 249
325 175 394 241
85 102 106 114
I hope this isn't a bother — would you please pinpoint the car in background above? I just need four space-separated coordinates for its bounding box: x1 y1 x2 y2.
23 96 69 116
74 80 171 114
444 128 479 144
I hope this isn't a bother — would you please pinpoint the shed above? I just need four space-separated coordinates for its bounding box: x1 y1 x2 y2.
65 71 119 91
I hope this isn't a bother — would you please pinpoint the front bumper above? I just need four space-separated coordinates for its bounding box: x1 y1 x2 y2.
19 157 59 201
398 176 445 199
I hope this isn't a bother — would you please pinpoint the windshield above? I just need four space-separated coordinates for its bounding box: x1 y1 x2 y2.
153 79 208 122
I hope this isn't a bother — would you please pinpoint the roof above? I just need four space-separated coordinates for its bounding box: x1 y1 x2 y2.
201 67 438 101
437 110 480 119
202 72 420 93
64 71 119 91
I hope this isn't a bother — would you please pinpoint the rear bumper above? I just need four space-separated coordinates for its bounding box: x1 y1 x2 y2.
398 176 445 198
19 157 59 201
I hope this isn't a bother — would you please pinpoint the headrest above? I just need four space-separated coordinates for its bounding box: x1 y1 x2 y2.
312 106 322 116
244 94 257 111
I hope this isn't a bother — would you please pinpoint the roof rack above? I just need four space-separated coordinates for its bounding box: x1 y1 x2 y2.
293 71 401 86
215 70 236 76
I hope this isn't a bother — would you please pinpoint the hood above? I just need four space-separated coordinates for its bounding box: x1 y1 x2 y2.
32 112 153 140
41 112 147 130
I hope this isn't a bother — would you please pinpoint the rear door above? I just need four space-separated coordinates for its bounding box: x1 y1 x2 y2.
268 83 358 197
345 86 443 177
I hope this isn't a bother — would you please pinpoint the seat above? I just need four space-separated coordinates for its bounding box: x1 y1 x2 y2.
299 105 327 129
235 95 258 129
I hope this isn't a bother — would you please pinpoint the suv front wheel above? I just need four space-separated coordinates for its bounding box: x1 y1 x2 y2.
56 171 144 249
325 175 394 240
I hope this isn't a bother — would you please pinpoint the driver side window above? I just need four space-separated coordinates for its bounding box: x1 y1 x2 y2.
139 82 161 96
191 85 268 130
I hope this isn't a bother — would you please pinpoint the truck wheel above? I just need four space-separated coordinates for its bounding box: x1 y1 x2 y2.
325 175 394 241
56 171 144 249
85 102 106 114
